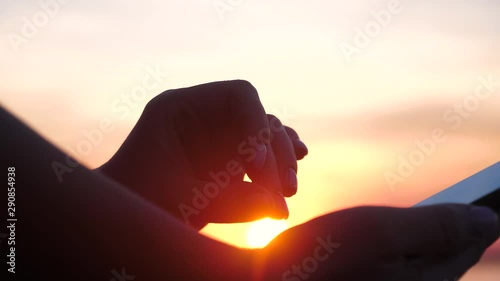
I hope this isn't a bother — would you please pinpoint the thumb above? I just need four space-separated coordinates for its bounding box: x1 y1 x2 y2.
189 181 288 226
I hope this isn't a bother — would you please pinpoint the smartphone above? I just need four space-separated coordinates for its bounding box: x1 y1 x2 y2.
414 162 500 213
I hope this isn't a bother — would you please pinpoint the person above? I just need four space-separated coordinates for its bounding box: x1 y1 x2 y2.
1 80 498 281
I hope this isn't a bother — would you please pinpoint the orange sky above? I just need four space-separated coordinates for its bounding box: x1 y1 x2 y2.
1 0 500 279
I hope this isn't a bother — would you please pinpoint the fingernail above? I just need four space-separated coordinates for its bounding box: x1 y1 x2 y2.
272 192 289 219
469 206 500 239
283 168 298 196
295 140 308 159
252 144 267 170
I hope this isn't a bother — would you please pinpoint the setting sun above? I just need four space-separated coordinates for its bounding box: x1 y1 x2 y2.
246 218 289 248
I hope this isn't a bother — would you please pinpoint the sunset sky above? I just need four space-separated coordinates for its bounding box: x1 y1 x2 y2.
1 0 499 279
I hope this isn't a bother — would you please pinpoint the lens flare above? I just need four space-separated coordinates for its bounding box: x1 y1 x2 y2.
246 218 289 248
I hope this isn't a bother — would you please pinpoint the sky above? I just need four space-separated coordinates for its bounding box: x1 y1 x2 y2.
1 0 500 279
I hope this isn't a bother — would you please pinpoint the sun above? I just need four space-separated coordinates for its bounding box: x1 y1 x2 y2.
246 218 289 248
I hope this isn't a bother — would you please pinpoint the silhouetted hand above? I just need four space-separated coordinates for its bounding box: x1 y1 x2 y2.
257 204 500 281
98 80 308 228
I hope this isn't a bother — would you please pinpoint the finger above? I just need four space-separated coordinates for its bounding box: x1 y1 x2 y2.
284 126 308 160
169 80 271 171
374 204 500 256
187 181 288 225
237 120 289 217
267 115 298 197
244 145 289 218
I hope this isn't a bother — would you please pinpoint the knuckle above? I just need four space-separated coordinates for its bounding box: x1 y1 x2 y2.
145 89 174 109
230 79 255 89
228 80 259 98
267 114 281 124
284 126 298 136
268 115 285 133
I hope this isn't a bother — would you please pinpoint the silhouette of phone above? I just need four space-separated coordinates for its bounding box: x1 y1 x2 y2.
414 162 500 213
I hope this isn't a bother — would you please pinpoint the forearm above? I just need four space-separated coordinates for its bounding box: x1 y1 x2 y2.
0 107 254 280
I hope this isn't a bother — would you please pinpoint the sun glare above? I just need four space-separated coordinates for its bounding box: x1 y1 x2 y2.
246 218 289 248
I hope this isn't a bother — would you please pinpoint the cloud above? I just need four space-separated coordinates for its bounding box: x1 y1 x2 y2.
300 97 500 143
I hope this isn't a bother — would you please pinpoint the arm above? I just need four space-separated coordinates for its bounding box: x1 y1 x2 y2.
3 98 498 281
0 106 254 280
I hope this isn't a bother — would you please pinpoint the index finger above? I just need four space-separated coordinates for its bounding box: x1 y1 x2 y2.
168 80 286 195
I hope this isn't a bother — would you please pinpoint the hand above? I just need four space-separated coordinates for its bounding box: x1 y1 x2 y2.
257 204 500 281
98 80 308 228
